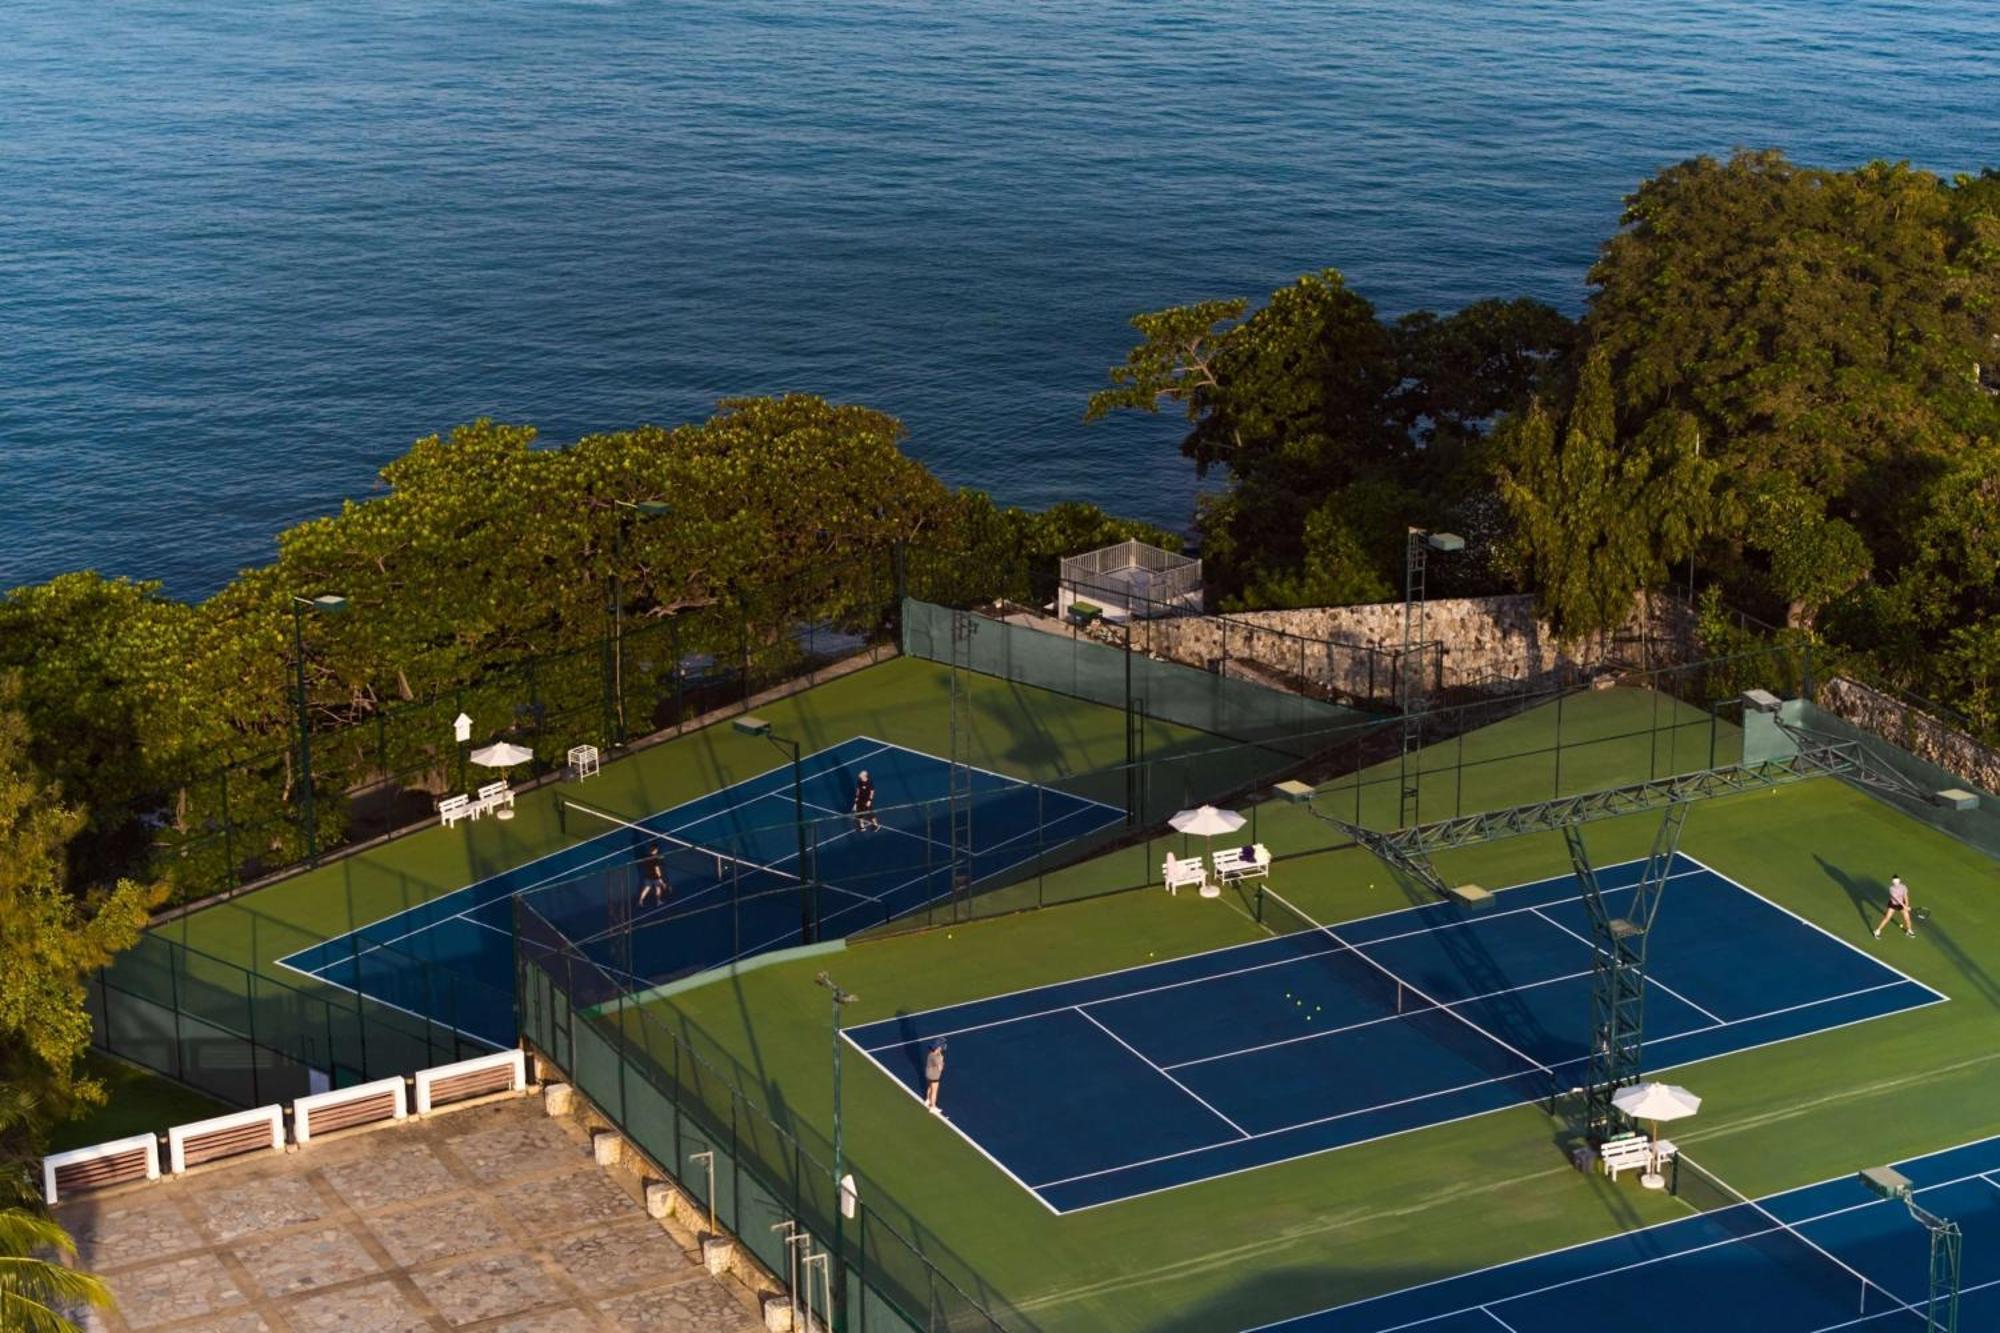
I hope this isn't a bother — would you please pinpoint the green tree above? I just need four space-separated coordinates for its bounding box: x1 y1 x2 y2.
0 1090 113 1333
1495 351 1717 642
1090 274 1568 606
0 674 171 1145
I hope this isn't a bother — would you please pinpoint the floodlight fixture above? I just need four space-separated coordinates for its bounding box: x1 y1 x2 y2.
734 715 773 738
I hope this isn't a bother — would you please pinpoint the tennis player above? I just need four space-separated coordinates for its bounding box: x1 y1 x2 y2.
638 841 672 908
1873 875 1915 938
853 769 880 833
923 1039 946 1114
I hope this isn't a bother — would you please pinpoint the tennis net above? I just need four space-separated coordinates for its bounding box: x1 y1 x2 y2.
543 799 802 946
1671 1152 1914 1320
1255 885 1557 1082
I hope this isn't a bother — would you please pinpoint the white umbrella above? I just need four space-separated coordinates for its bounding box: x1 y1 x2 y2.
1169 805 1247 840
1612 1082 1702 1188
468 741 535 769
467 741 534 819
1169 806 1248 898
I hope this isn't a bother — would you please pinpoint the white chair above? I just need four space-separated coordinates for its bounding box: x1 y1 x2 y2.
568 744 600 780
1212 844 1272 884
474 780 515 819
437 794 472 828
1163 852 1208 896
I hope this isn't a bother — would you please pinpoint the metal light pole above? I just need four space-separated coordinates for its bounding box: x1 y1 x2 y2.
817 971 859 1331
1399 529 1462 827
600 498 671 748
290 593 348 864
734 716 814 942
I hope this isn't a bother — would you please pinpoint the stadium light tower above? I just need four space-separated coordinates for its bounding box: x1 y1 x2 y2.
1858 1166 1961 1331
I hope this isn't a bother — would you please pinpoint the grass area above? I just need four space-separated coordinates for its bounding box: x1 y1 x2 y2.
644 705 1999 1331
157 654 1229 1001
50 1053 230 1152
157 650 2000 1330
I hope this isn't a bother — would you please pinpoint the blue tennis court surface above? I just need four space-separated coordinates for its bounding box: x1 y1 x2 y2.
846 855 1944 1213
279 736 1122 1047
1255 1134 2000 1331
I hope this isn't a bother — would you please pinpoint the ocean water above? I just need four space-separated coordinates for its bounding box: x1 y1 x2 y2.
3 1 1994 596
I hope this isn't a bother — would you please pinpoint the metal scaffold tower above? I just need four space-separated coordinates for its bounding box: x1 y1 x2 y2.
1564 804 1689 1137
947 609 978 919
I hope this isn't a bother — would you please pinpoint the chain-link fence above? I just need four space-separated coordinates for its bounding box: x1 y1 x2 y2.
516 898 1017 1332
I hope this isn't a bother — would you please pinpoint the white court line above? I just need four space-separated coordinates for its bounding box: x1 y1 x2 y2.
1690 855 1952 1004
1239 1146 2000 1332
1031 975 1932 1198
290 739 898 975
1526 906 1727 1025
1479 1308 1522 1333
848 871 1686 1052
840 1030 1063 1217
844 857 1695 1042
733 792 1126 961
854 735 1127 817
1073 1007 1252 1139
1161 969 1592 1071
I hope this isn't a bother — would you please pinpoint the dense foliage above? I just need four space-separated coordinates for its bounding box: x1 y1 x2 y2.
0 673 161 1179
1093 151 2000 732
0 395 1166 898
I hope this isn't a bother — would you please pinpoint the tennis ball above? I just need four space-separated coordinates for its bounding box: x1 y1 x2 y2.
946 933 953 940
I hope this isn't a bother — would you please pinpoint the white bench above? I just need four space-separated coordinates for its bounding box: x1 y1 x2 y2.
1599 1133 1675 1181
438 793 472 828
1212 844 1271 884
1163 852 1208 896
473 780 515 819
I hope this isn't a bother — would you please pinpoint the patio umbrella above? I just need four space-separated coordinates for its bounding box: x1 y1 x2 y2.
468 741 535 819
1612 1081 1702 1188
468 741 534 769
1169 806 1248 891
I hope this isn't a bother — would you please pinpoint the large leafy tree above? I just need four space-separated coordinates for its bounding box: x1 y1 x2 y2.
0 673 162 1158
1494 351 1717 641
1090 274 1570 606
2 396 1155 892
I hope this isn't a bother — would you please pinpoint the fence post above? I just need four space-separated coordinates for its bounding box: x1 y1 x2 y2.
219 766 236 894
244 969 260 1106
167 942 186 1083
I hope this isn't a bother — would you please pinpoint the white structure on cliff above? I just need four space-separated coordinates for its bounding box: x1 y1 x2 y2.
1057 539 1202 622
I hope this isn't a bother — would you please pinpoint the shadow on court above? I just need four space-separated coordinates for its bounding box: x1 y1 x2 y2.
1813 855 1885 932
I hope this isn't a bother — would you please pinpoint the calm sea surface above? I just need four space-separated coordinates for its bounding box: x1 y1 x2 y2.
3 1 1994 596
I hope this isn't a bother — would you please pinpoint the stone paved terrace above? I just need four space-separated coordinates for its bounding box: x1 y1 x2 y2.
56 1093 767 1333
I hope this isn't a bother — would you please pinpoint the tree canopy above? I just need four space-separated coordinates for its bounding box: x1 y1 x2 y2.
1090 150 2000 737
1 395 1168 899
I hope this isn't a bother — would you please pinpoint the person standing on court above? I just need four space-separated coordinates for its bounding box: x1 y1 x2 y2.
923 1039 946 1114
853 768 880 833
638 840 672 908
1873 874 1915 938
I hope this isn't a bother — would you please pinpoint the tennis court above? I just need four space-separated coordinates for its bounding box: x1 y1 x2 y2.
1258 1134 2000 1331
845 854 1945 1213
279 735 1123 1046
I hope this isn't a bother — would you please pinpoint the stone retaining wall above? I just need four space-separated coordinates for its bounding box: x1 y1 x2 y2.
1133 592 1696 703
1818 676 2000 793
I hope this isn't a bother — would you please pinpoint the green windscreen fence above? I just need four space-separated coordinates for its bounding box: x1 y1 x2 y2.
1790 697 2000 860
900 598 1366 755
514 899 1014 1333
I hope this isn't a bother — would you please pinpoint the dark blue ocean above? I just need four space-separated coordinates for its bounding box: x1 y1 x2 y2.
3 2 1994 596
